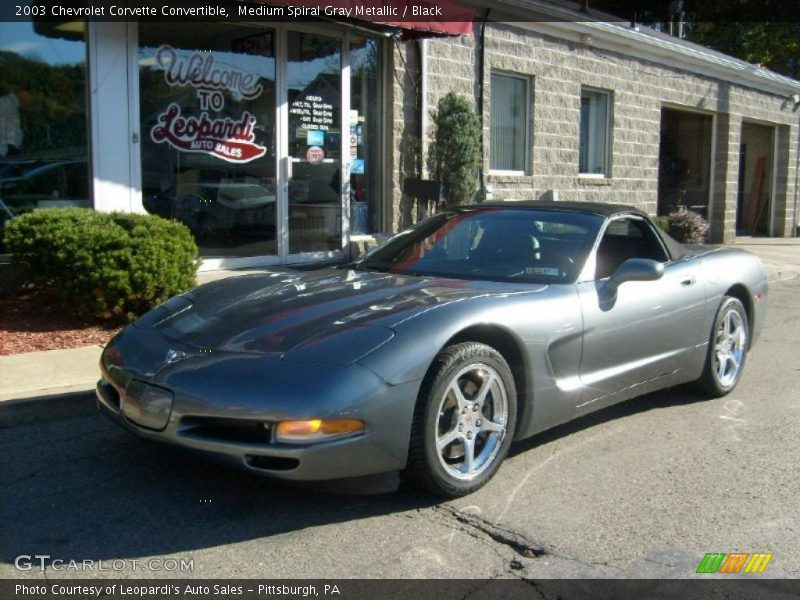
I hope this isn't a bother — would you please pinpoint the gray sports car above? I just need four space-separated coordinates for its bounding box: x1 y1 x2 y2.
97 202 768 497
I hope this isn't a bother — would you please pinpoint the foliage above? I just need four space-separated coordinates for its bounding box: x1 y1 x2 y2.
428 92 482 209
653 215 671 235
0 50 88 155
3 208 198 323
667 208 709 244
585 1 799 78
687 21 800 79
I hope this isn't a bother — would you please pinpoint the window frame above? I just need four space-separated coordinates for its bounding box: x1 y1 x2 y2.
587 214 671 282
488 70 532 176
578 86 613 178
578 213 673 282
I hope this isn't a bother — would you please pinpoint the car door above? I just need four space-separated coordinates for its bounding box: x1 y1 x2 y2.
576 215 706 411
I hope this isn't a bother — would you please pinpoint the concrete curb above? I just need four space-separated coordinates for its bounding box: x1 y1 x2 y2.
0 345 102 427
0 345 102 402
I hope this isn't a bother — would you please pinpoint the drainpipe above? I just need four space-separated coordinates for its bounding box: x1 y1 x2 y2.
794 113 799 236
477 9 490 202
420 38 428 179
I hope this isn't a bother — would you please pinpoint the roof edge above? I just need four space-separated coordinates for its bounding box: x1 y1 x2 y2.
473 0 800 97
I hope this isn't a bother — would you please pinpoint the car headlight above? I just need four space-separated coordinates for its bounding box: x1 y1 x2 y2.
122 380 174 431
274 419 365 444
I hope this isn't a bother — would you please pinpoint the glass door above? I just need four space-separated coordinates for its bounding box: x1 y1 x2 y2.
284 30 344 255
138 23 278 259
134 23 381 267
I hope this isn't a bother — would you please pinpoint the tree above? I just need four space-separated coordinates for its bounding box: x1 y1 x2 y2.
428 93 482 209
687 21 800 79
585 1 800 79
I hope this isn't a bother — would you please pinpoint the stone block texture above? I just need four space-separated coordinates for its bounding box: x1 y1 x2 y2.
388 22 799 240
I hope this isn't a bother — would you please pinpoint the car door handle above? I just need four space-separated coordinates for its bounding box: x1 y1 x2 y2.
680 277 696 287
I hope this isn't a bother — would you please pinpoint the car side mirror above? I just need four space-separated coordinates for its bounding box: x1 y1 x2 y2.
603 258 664 296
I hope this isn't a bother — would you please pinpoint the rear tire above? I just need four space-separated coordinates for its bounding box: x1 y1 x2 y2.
402 342 517 498
695 296 749 397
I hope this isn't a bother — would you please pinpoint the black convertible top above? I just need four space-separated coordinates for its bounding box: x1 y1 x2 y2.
472 201 648 218
459 200 686 260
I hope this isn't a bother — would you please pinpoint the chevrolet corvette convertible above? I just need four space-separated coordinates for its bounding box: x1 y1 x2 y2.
97 202 767 497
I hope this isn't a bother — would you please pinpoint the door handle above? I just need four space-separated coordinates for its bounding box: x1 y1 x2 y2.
282 157 292 193
680 277 696 287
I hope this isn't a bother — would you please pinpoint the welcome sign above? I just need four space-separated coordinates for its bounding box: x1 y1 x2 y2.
149 45 267 163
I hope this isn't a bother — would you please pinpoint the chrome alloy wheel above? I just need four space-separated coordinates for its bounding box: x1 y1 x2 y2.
714 307 747 388
435 363 509 481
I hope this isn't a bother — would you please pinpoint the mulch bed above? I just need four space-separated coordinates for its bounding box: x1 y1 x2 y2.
0 290 121 355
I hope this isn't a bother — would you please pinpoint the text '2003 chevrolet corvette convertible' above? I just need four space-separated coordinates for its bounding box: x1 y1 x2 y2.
98 202 767 497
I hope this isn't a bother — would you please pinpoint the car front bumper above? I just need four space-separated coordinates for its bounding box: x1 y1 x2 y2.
97 330 420 481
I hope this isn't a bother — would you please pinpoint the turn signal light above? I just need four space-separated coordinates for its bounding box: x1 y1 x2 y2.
274 419 365 444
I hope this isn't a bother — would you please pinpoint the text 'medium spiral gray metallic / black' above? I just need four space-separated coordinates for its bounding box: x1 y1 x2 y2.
97 202 767 497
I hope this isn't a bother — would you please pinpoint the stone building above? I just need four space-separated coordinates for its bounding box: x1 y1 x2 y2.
392 10 800 244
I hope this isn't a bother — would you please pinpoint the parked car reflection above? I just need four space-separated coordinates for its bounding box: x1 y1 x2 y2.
144 178 277 243
0 159 90 250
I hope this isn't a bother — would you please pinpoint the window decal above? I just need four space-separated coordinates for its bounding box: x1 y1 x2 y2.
148 45 267 164
150 104 266 163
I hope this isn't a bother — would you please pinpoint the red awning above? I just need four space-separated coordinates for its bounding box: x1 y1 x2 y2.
247 0 474 36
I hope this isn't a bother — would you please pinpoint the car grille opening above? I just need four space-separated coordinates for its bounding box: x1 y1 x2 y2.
98 379 121 410
245 455 300 471
181 417 271 444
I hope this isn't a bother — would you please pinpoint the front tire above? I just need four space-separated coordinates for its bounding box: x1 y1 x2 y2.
696 296 749 397
402 342 517 498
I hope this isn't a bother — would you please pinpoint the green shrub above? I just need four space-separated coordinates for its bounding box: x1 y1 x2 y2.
3 208 198 322
428 92 482 208
653 215 671 235
667 208 710 244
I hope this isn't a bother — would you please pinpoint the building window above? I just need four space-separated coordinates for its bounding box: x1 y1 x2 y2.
490 72 530 174
579 87 611 176
0 20 90 249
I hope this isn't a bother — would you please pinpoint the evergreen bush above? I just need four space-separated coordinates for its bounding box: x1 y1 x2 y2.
3 208 198 322
428 92 482 209
667 208 710 244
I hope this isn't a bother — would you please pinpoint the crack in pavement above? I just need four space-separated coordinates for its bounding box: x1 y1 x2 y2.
427 504 644 577
432 505 546 559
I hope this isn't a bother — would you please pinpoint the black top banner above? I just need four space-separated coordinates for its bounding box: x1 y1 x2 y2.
1 0 796 23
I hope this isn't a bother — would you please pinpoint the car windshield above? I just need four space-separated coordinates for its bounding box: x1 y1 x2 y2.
354 208 604 283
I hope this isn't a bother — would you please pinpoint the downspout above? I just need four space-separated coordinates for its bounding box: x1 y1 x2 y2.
477 9 490 202
795 111 800 236
420 38 428 178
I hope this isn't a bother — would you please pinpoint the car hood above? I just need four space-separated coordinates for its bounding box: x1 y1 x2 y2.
151 268 545 355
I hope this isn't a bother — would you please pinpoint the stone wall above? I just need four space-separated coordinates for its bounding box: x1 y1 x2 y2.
388 22 799 241
388 38 421 233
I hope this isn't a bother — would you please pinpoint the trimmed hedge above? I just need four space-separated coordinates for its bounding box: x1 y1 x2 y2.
3 208 198 322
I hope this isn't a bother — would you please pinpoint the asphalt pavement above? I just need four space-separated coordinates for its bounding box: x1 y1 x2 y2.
1 278 798 579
